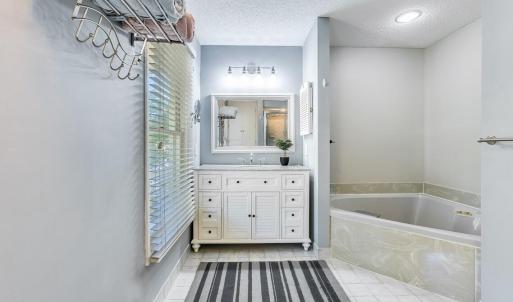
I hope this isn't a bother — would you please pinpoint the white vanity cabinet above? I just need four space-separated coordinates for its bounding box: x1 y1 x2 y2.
192 165 311 252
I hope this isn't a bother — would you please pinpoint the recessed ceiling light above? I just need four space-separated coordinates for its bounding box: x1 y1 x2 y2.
395 10 422 23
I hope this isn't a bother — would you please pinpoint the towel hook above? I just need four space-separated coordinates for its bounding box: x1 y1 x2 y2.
110 53 126 71
71 1 146 81
91 18 111 48
102 41 117 59
74 8 93 43
118 57 139 80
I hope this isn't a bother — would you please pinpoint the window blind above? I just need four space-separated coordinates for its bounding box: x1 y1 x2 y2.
299 82 313 136
145 42 195 264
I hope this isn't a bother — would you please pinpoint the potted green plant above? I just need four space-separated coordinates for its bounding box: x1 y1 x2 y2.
275 138 293 166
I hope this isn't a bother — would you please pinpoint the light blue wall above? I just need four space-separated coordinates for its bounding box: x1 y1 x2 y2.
302 17 331 248
0 1 199 301
200 46 303 165
191 40 202 167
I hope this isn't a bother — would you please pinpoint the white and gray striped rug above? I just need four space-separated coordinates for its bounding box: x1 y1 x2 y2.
185 260 350 302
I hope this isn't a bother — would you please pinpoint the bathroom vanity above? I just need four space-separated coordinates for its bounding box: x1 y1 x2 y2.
191 165 311 252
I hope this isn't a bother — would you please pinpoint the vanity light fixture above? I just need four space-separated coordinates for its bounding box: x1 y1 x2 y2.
270 66 277 83
395 10 422 23
226 64 276 76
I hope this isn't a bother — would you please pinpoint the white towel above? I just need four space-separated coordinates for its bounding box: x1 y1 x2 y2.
219 106 238 119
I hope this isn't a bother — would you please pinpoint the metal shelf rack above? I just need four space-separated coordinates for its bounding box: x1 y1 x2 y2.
71 0 186 80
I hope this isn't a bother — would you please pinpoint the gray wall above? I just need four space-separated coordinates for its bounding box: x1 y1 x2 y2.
329 21 481 197
424 20 482 194
0 1 196 301
482 0 513 300
302 17 331 248
330 47 425 184
200 46 303 165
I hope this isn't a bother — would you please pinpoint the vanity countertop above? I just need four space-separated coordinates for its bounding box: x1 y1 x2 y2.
194 165 310 171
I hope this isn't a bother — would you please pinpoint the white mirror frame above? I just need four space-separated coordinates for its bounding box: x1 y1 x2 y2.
211 93 295 154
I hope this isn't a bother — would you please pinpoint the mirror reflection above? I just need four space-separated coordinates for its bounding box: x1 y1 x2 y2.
213 95 291 151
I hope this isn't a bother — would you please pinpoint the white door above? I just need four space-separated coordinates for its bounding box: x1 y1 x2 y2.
226 101 258 146
223 192 252 239
482 3 513 300
251 192 280 239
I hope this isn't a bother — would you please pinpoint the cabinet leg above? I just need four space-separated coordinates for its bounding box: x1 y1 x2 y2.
192 243 201 253
302 242 311 251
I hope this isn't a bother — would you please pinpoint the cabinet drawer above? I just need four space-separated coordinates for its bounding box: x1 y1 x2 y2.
199 227 220 240
199 192 222 207
282 191 304 207
282 208 303 226
281 175 306 190
283 226 302 239
224 175 280 191
199 208 221 228
198 174 222 190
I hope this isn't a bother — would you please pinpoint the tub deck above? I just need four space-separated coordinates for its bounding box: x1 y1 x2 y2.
330 193 481 302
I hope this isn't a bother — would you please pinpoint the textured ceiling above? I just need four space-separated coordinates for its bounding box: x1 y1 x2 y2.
328 0 481 48
186 0 481 47
186 0 343 46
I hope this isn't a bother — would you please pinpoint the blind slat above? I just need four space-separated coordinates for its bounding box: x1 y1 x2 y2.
145 42 194 262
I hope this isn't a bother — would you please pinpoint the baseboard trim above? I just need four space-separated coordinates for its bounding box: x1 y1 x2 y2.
152 244 191 302
313 242 331 259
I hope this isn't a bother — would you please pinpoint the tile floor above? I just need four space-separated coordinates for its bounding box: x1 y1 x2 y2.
166 244 456 302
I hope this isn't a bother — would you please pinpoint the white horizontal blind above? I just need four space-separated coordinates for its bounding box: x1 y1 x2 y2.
300 82 313 135
145 42 195 263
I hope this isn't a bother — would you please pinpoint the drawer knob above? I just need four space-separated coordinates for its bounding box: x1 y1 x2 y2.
248 214 251 217
208 214 212 218
291 198 295 201
236 180 240 184
291 213 295 217
208 230 212 234
264 180 267 184
208 180 212 184
208 198 212 202
292 180 295 184
252 214 256 218
291 229 295 232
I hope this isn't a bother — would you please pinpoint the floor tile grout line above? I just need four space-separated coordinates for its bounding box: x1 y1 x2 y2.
166 245 452 302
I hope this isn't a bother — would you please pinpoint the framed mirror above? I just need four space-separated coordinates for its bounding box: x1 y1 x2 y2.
211 93 295 153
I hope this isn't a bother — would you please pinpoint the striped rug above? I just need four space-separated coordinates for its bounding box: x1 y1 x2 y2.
185 261 350 302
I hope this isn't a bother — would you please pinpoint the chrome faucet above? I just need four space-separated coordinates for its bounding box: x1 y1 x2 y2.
249 153 254 165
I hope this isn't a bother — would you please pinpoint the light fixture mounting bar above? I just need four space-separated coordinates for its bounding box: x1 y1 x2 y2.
227 65 276 75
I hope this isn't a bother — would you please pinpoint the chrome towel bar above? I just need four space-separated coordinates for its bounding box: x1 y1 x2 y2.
477 136 513 145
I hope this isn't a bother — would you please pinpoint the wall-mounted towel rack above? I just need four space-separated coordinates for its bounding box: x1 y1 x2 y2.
477 136 513 145
71 0 187 80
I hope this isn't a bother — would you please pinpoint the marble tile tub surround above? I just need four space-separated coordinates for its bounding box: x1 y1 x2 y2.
423 183 480 208
331 217 477 302
331 183 423 194
330 182 481 208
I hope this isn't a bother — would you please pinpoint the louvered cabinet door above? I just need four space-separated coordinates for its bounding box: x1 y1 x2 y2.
251 192 280 239
223 192 252 239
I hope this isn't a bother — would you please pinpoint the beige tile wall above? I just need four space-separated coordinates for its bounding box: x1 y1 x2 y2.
330 183 423 194
330 182 481 208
